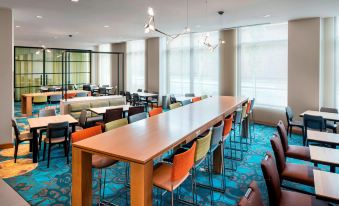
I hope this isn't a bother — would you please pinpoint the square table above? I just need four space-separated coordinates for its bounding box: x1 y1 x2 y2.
307 130 339 146
28 115 78 163
309 145 339 172
89 105 131 119
313 170 339 203
300 110 339 122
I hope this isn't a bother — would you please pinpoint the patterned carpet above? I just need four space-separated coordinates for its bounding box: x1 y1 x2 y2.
0 102 324 206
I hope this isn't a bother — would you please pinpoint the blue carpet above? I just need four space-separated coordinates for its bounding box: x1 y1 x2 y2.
1 102 326 205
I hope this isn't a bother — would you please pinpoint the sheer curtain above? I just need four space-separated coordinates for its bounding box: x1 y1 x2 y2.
98 44 111 85
126 40 145 92
160 31 220 96
238 23 288 108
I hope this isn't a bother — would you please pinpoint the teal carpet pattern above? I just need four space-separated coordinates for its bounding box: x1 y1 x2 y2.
1 102 328 205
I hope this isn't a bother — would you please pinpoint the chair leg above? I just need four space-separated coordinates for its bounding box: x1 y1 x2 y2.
47 144 51 168
64 141 69 164
43 142 46 161
14 141 19 163
289 126 292 138
208 156 214 206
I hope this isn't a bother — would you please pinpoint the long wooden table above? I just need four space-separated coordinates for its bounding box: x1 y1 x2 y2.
300 110 339 121
313 170 339 203
72 96 246 206
28 115 78 163
307 130 339 146
21 90 90 116
309 145 339 172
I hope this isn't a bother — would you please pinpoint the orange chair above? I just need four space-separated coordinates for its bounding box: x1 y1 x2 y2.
153 142 196 206
238 181 264 206
149 107 163 117
192 97 201 103
223 114 237 171
64 93 76 99
71 126 118 203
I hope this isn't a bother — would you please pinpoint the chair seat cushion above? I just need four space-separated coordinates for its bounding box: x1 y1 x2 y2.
279 189 328 206
285 145 310 161
44 137 66 144
281 163 315 186
19 131 33 141
153 162 189 192
290 120 303 127
91 155 118 169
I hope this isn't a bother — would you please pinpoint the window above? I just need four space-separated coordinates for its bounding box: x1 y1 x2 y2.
126 40 145 92
238 23 288 108
160 31 220 96
98 44 111 85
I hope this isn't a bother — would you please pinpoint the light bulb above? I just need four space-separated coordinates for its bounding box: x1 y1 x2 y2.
221 40 226 44
148 7 154 16
185 27 190 32
149 24 155 31
46 49 51 53
36 50 41 55
145 27 150 33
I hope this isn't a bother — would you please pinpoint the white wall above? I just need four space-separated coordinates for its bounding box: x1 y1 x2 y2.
0 7 14 146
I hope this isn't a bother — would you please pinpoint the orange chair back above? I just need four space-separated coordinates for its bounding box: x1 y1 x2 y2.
71 125 102 143
64 93 76 99
246 100 251 114
223 114 233 136
192 97 201 103
149 107 163 117
171 142 196 182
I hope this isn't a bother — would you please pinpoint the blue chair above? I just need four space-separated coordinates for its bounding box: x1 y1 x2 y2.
76 92 88 97
181 99 191 106
128 112 147 123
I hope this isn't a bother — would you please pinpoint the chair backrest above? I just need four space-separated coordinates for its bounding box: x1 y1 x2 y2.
201 95 208 99
250 98 255 112
126 91 132 101
39 108 56 117
105 108 123 123
303 114 324 131
128 112 148 123
33 95 47 103
234 110 242 124
211 121 224 151
64 93 76 99
285 106 294 123
79 110 88 128
83 84 91 91
137 89 142 92
192 97 201 103
170 95 177 104
185 93 195 97
276 120 289 152
128 106 144 116
68 84 74 90
144 90 148 93
71 125 102 143
261 152 282 206
99 87 106 95
46 121 69 140
105 118 128 131
172 142 196 182
223 114 233 137
148 108 163 117
132 93 140 101
102 85 109 88
50 94 62 102
11 119 20 140
119 91 125 96
241 103 248 119
195 130 212 162
48 87 56 92
320 107 338 114
246 101 252 114
237 181 264 206
76 92 88 97
270 135 286 175
169 102 182 110
181 99 191 106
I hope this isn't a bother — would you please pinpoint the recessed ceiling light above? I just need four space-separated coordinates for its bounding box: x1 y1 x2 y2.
15 25 21 28
36 15 43 19
71 0 79 2
104 25 110 28
263 14 271 18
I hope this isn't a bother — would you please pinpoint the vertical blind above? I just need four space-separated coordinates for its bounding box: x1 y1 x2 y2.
98 44 111 85
238 23 288 108
126 40 145 92
160 31 220 96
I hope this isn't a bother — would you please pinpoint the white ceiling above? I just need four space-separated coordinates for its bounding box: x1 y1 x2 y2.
1 0 339 49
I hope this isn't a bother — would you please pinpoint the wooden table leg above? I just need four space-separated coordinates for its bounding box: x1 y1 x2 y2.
26 97 32 116
130 160 153 206
32 129 38 163
213 142 224 174
72 147 92 206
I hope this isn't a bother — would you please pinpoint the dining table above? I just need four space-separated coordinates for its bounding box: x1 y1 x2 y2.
306 130 339 147
89 105 131 118
300 110 339 122
71 96 247 206
28 114 78 163
313 170 339 203
309 145 339 172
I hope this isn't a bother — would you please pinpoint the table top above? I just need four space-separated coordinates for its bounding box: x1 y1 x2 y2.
60 95 124 103
137 92 158 97
175 96 192 102
73 96 247 164
307 130 339 145
309 145 339 166
300 110 339 121
313 170 339 202
28 115 78 129
90 105 130 114
22 90 90 97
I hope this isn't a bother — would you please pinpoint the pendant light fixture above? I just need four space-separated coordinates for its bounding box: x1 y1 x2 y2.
144 0 190 41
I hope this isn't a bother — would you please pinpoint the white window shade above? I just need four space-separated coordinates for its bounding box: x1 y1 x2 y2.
238 23 288 108
98 44 111 85
126 40 145 92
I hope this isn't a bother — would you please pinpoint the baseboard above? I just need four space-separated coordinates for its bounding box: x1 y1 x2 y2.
0 143 13 149
253 120 303 135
